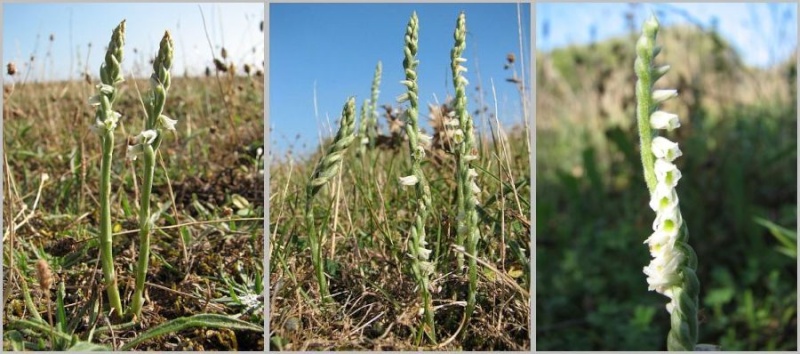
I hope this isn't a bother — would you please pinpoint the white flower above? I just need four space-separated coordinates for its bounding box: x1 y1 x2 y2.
157 115 178 131
654 159 682 187
127 144 143 161
652 89 678 104
127 130 158 161
648 183 679 212
645 234 672 257
399 175 419 186
469 181 481 194
451 129 464 144
96 83 114 95
652 208 681 235
650 111 680 130
360 137 369 145
643 251 685 294
137 130 158 145
651 136 682 162
418 133 432 148
444 117 460 126
418 247 431 260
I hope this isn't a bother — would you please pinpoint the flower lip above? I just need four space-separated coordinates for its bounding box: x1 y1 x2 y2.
654 159 682 187
648 183 679 212
652 136 682 162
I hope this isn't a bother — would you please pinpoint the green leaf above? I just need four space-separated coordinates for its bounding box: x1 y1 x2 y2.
56 282 68 335
5 330 26 351
11 318 72 342
67 341 111 351
120 314 262 350
704 287 734 307
754 216 797 259
180 225 192 246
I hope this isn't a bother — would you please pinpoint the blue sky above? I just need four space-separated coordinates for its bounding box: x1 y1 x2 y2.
3 2 264 82
537 2 798 68
270 3 531 157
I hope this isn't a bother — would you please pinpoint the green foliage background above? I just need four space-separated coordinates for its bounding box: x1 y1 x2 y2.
536 24 797 350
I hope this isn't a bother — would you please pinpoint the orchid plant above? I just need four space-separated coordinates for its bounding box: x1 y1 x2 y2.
634 15 701 351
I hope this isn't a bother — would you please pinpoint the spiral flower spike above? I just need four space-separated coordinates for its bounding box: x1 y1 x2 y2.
634 15 700 351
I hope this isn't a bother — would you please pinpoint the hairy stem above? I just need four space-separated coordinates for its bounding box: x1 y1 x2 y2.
99 129 123 316
130 145 155 318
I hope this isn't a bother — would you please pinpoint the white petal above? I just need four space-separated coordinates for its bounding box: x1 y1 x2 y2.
652 89 678 104
96 84 114 95
652 137 682 162
418 133 432 148
399 175 419 186
137 130 158 145
418 247 431 260
452 129 464 144
158 115 178 131
650 111 680 130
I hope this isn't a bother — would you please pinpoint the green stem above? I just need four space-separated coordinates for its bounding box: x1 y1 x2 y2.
19 272 43 322
635 59 656 194
99 129 123 317
130 144 155 318
305 201 329 301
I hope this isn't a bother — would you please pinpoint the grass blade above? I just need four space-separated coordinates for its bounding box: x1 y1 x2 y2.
120 314 262 350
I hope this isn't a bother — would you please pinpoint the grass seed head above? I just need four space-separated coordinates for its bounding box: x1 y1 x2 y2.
35 259 53 292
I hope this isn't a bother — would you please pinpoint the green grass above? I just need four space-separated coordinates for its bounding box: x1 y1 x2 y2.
270 125 530 350
270 11 530 351
3 68 265 349
536 22 797 351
